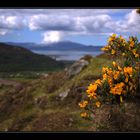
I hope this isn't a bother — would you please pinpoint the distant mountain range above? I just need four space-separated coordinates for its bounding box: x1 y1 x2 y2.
0 43 65 72
6 41 103 52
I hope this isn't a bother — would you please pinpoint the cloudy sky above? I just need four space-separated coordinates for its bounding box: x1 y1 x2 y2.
0 9 139 45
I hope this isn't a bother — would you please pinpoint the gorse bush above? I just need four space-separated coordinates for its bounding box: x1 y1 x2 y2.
101 34 140 66
79 34 140 119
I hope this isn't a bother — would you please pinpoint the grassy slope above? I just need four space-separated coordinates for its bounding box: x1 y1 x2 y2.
0 54 112 131
0 43 65 73
0 54 140 131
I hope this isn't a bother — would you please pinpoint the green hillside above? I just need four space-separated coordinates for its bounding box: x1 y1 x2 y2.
0 43 65 72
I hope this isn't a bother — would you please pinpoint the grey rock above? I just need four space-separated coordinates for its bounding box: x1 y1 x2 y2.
66 59 89 78
41 73 49 78
58 89 70 101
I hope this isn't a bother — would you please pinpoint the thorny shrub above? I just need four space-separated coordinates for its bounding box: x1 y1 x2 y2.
79 34 140 119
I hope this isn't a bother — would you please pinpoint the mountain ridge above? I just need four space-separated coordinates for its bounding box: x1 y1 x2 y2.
5 41 104 51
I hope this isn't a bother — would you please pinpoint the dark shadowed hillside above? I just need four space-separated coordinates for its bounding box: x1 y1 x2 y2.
0 43 65 72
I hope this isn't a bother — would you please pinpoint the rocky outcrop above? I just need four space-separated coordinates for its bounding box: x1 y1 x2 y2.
57 55 92 101
57 89 70 101
65 58 90 78
56 85 86 103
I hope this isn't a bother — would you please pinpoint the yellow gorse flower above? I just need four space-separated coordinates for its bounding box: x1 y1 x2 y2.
132 49 136 54
112 61 117 67
95 101 101 108
111 49 116 55
108 33 116 42
119 35 126 44
129 41 135 47
95 79 102 86
87 84 97 93
123 67 133 75
107 69 113 76
86 83 98 100
79 101 88 108
132 49 140 58
129 37 133 42
122 53 126 56
101 47 106 51
113 71 120 80
118 66 122 71
125 77 129 83
87 92 97 99
80 112 89 118
103 73 108 80
110 82 125 95
101 45 111 51
108 78 113 87
102 67 109 74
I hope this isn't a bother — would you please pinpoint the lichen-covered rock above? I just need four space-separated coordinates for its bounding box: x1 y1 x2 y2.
66 59 89 78
57 89 70 101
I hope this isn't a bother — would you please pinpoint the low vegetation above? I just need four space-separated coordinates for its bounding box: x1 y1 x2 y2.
79 34 140 131
0 34 140 132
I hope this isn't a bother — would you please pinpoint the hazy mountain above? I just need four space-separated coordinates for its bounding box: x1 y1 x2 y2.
6 41 103 51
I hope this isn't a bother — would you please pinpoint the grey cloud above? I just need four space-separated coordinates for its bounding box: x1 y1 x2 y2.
0 9 138 37
28 13 113 34
105 10 140 34
77 15 112 33
0 29 8 35
0 9 128 17
28 15 77 31
0 15 26 30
